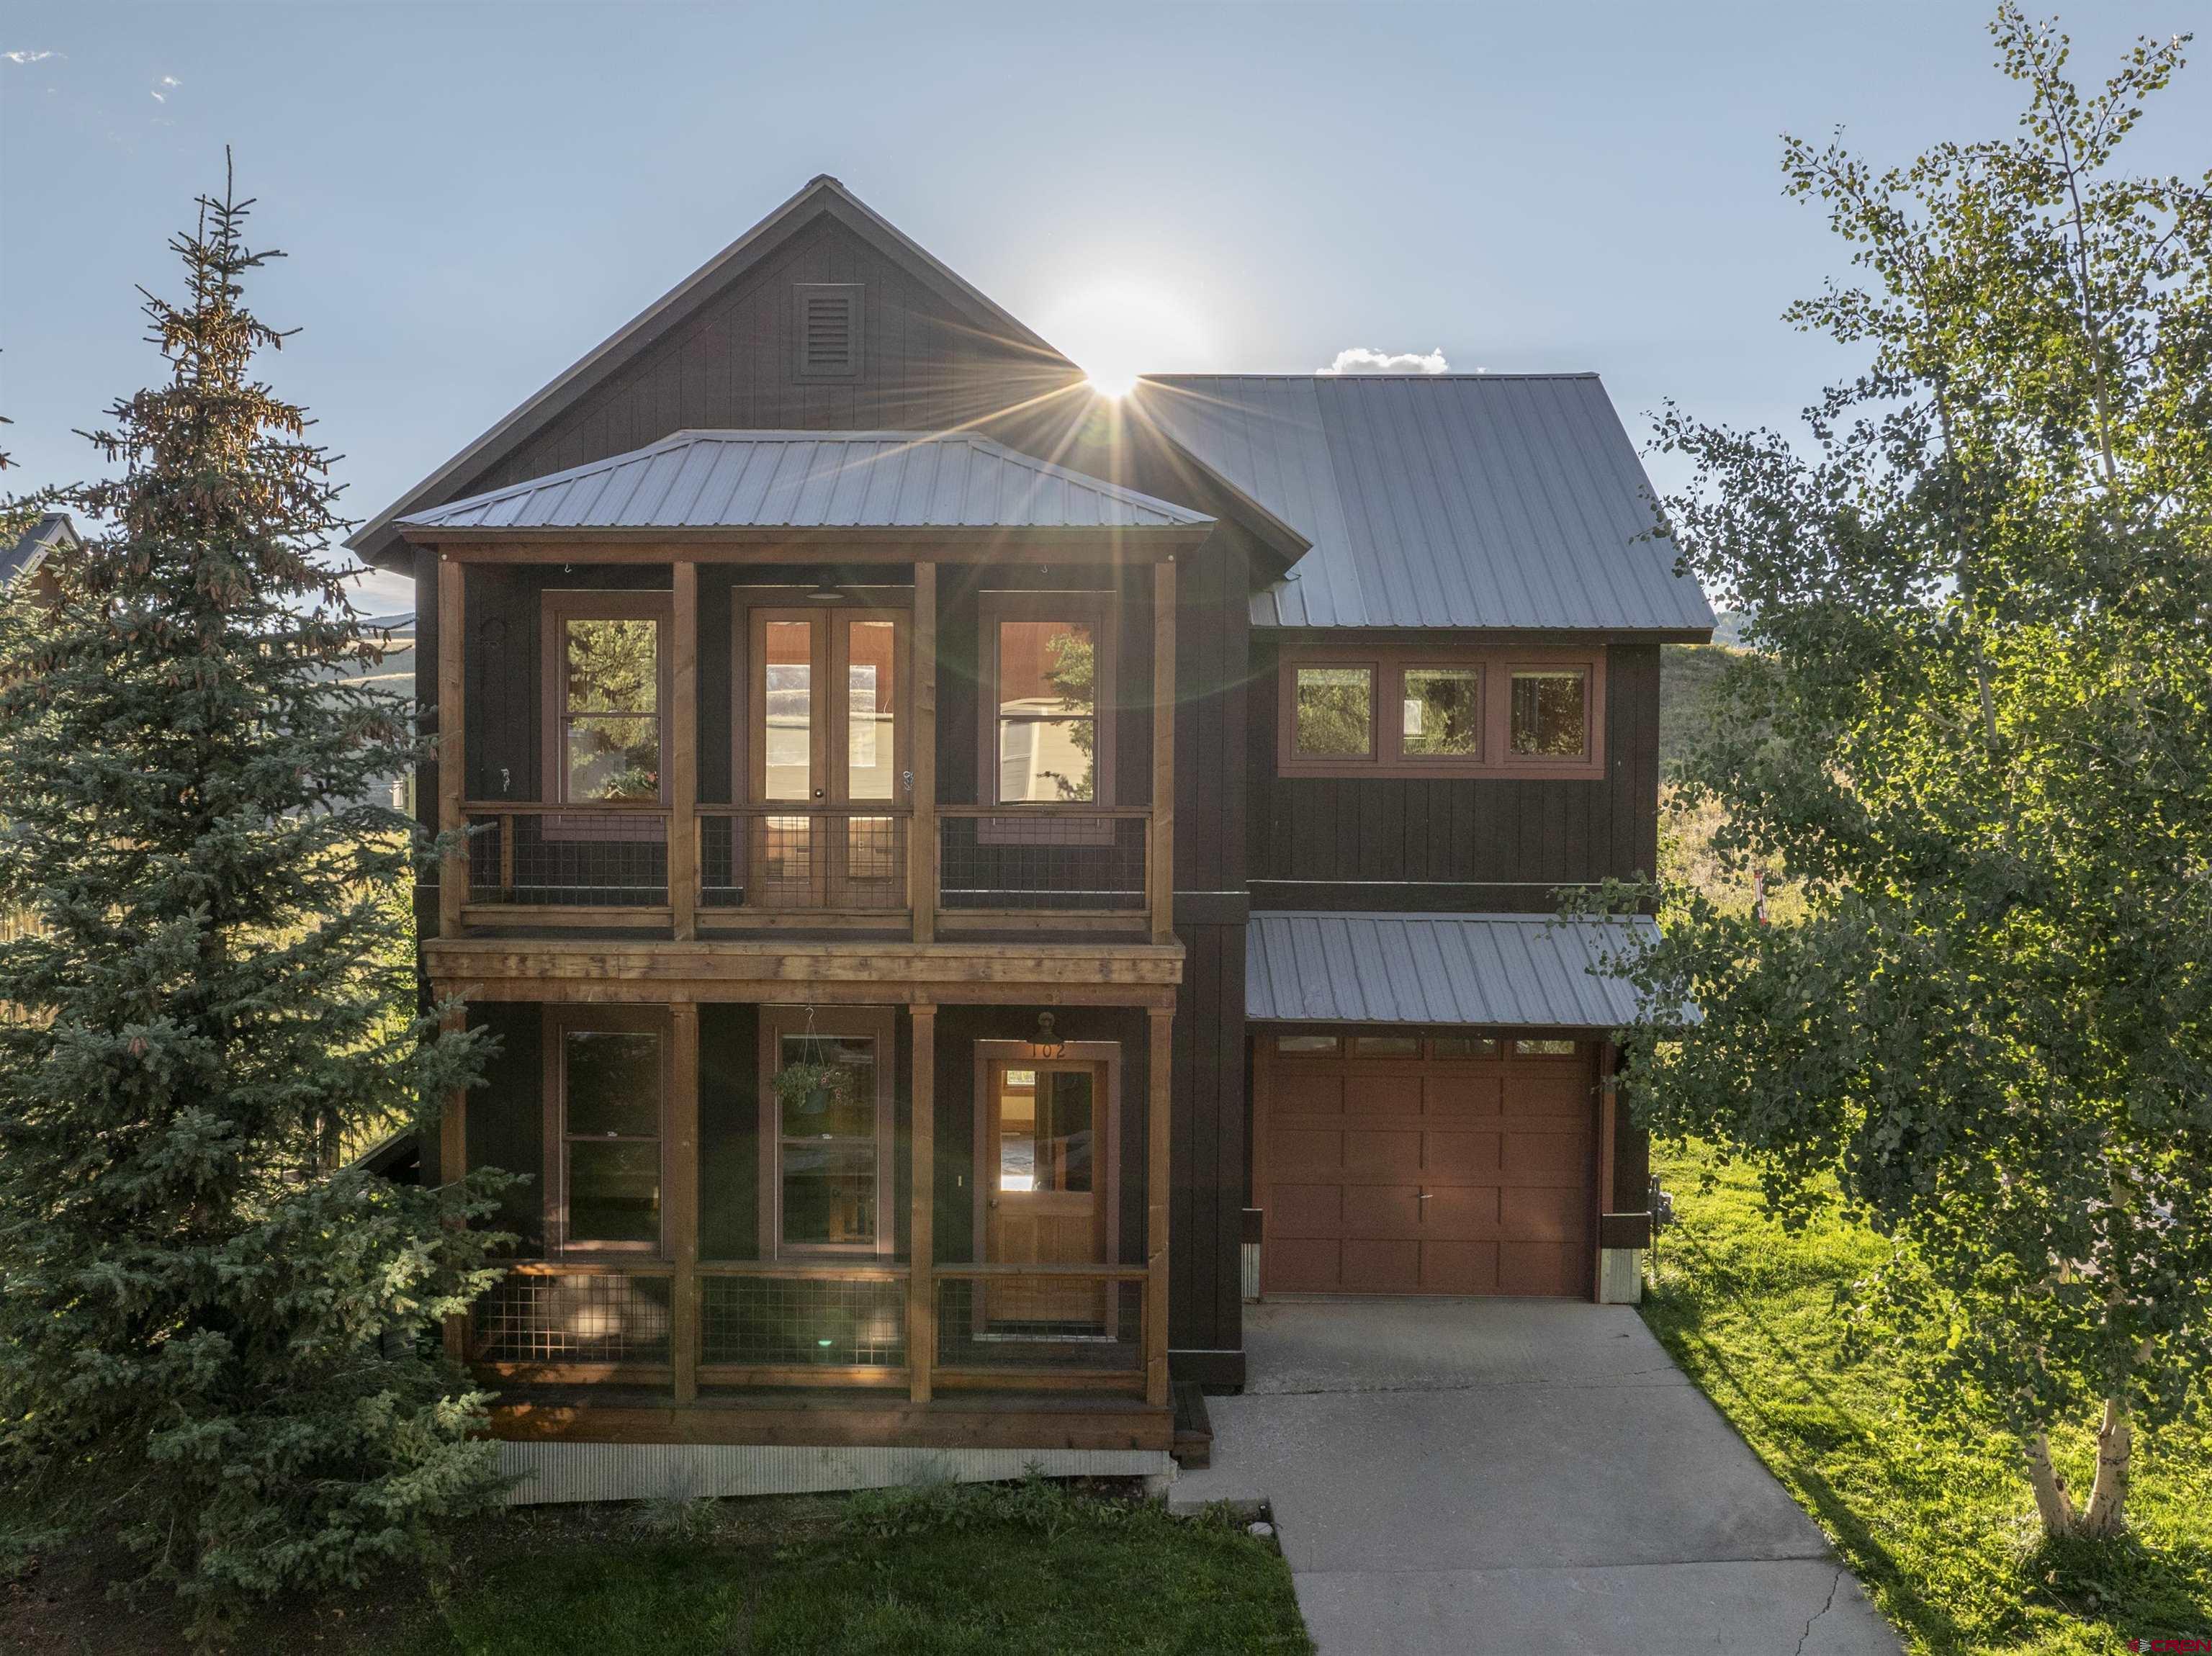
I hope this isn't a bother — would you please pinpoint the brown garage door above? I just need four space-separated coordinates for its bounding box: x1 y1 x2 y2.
1256 1032 1596 1297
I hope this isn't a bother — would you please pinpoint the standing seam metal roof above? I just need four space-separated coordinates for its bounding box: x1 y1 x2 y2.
395 430 1213 534
1133 374 1714 632
1246 911 1660 1028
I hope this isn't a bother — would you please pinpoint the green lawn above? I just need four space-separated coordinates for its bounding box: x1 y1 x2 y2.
1644 1143 2212 1655
402 1479 1310 1656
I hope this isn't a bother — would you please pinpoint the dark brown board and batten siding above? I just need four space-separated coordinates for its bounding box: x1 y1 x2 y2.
1248 637 1660 912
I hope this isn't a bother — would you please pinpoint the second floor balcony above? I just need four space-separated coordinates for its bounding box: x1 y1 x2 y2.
405 431 1212 950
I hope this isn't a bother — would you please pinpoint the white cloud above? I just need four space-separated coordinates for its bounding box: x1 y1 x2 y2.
150 73 179 102
3 49 59 64
1318 346 1452 376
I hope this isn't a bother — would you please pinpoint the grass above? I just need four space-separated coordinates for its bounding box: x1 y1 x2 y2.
2 1477 1310 1655
409 1478 1308 1656
1643 1142 2212 1655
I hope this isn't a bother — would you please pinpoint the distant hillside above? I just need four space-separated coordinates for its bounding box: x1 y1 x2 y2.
1658 642 1737 772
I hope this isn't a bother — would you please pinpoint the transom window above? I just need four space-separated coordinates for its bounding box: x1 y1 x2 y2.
1278 646 1604 778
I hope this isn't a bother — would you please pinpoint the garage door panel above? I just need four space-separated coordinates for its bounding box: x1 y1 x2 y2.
1344 1130 1423 1179
1342 1184 1424 1238
1346 1075 1423 1116
1277 1074 1346 1115
1501 1185 1585 1242
1424 1076 1503 1119
1420 1241 1500 1293
1501 1128 1589 1182
1503 1075 1587 1117
1498 1241 1581 1296
1271 1184 1345 1238
1418 1186 1501 1241
1421 1130 1502 1182
1273 1128 1346 1178
1260 1040 1596 1298
1341 1239 1421 1292
1267 1239 1341 1292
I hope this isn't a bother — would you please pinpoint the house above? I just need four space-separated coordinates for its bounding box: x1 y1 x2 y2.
351 176 1712 1501
3 510 79 604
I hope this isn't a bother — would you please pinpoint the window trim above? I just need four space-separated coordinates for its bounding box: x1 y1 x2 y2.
1276 644 1606 779
543 1004 672 1258
757 1005 898 1260
977 590 1117 846
539 588 674 806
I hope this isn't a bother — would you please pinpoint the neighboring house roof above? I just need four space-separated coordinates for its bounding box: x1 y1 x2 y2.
1246 910 1660 1029
395 430 1213 536
351 174 1079 569
1131 374 1715 634
2 510 79 586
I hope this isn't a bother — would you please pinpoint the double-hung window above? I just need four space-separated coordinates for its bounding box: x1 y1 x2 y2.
979 591 1116 845
547 1007 668 1254
760 1007 895 1257
542 590 671 804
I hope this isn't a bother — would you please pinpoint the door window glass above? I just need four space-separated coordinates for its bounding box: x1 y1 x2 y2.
845 619 897 801
763 620 816 801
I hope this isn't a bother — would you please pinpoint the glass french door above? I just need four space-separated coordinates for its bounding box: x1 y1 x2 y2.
748 608 906 909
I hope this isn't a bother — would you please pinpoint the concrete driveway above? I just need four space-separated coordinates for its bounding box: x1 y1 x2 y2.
1174 1297 1902 1656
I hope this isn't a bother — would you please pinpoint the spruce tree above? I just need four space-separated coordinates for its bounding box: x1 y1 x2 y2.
0 166 511 1626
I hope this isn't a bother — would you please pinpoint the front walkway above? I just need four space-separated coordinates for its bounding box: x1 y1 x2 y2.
1174 1297 1901 1656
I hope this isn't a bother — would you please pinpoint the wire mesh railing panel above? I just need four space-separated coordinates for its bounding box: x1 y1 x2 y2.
698 811 907 912
698 1272 907 1367
467 812 668 906
933 1276 1144 1373
937 814 1146 912
471 1271 673 1364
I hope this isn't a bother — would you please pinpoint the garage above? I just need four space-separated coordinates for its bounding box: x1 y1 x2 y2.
1253 1032 1598 1297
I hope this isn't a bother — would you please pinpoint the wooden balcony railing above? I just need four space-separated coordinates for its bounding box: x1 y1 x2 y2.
465 1258 1155 1403
455 798 1169 940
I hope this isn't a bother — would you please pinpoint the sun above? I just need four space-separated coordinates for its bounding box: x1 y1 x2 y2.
1034 279 1210 400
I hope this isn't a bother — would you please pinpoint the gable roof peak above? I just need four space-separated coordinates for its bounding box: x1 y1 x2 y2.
351 173 1074 568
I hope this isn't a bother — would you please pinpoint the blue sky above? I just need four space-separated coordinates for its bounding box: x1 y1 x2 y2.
4 1 2207 611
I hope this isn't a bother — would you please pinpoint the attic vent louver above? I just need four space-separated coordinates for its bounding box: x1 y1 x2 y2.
793 283 863 379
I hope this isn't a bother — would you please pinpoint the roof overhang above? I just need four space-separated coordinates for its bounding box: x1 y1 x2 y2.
1246 910 1661 1030
397 523 1217 564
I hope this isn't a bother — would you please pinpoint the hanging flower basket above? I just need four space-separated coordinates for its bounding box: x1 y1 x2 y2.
772 1058 846 1121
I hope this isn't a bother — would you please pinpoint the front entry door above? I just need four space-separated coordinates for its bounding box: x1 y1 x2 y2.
749 608 906 909
982 1057 1111 1325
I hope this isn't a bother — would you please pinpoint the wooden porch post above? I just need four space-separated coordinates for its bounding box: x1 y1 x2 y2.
669 999 701 1401
439 999 469 1363
908 1004 937 1402
910 562 937 945
670 562 698 942
1149 557 1176 945
436 556 466 938
1145 1003 1173 1408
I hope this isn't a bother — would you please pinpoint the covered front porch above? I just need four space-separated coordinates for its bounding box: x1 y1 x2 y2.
428 950 1182 1454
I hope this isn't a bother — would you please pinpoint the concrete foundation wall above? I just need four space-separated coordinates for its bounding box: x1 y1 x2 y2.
497 1441 1175 1506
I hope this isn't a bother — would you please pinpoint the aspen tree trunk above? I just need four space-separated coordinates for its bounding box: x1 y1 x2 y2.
2080 1395 2132 1537
2024 1431 2079 1535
